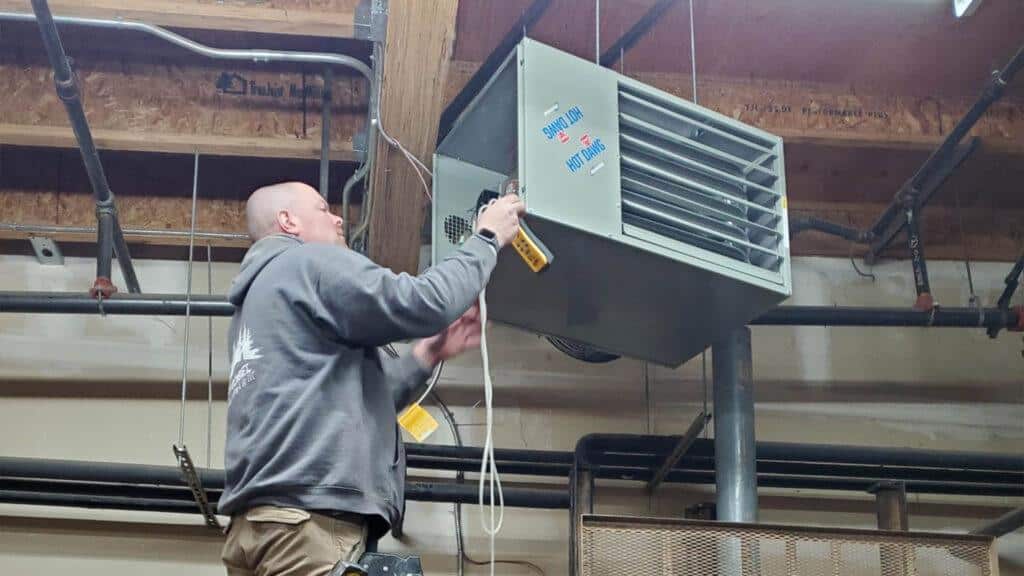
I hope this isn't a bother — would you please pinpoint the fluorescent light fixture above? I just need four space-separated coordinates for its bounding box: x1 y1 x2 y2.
953 0 983 17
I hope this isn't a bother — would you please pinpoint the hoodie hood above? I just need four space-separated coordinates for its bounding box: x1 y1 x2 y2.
228 234 302 305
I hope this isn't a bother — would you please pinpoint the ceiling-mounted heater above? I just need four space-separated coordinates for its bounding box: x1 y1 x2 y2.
433 39 791 367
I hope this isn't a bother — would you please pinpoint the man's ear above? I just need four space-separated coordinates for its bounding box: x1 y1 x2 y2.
276 209 300 235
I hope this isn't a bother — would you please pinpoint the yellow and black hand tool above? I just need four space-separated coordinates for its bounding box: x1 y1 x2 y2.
476 180 553 273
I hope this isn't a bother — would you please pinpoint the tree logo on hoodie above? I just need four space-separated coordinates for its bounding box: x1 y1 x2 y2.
229 325 263 402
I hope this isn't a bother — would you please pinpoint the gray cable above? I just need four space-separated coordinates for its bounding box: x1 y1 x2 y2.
341 163 369 240
206 243 213 467
953 186 979 305
177 151 200 448
349 42 386 248
595 0 600 64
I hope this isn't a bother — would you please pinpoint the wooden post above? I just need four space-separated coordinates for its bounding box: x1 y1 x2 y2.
367 0 460 274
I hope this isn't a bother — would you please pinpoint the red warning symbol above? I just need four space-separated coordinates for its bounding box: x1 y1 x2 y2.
557 131 570 144
580 133 592 147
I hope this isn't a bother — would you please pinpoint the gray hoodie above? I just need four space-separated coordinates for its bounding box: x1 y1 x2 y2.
218 233 497 538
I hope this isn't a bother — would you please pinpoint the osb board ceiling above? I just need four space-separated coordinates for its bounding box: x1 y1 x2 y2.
443 1 1024 262
454 0 1024 98
0 21 370 160
0 0 364 38
783 143 1024 260
445 61 1024 154
0 146 358 242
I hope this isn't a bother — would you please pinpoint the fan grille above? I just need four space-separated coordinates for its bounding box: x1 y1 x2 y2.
443 214 472 245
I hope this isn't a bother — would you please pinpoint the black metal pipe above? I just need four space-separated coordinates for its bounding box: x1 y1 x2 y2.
111 218 141 293
751 306 1019 329
409 443 572 464
742 441 1023 472
867 44 1023 261
0 456 225 487
406 481 568 509
30 0 140 292
995 250 1024 311
0 478 207 502
752 476 1021 497
789 216 870 243
3 442 1020 482
95 209 115 283
406 454 1023 487
1 438 1020 521
0 478 568 511
30 0 110 204
988 249 1024 338
437 0 553 143
865 139 978 263
566 435 1024 474
320 66 333 199
908 45 1023 194
2 292 1020 331
905 205 933 309
0 489 201 514
600 0 678 67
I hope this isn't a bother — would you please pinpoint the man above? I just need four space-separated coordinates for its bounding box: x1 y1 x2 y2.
219 181 523 575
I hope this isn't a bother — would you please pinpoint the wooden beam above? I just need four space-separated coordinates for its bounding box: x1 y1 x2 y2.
368 0 459 274
0 147 361 254
446 61 1024 155
0 0 363 39
0 54 367 161
0 124 356 162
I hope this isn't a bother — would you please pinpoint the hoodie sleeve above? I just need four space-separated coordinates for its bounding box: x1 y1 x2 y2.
311 235 497 348
380 351 434 412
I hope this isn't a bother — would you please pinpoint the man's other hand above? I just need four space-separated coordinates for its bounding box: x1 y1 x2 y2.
476 194 526 248
413 303 483 367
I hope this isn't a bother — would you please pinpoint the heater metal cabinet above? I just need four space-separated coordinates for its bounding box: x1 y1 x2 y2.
433 39 791 366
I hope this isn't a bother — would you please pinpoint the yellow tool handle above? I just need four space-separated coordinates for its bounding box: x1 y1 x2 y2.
497 178 553 273
510 220 552 273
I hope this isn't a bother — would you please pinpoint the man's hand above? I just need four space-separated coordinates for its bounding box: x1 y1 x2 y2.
476 194 526 248
412 303 482 367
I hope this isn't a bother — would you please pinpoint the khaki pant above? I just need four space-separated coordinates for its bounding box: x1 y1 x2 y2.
222 506 368 576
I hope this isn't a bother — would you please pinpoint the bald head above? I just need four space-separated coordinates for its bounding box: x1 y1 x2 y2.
246 182 345 246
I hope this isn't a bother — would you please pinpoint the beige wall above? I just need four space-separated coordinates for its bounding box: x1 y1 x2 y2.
0 253 1021 575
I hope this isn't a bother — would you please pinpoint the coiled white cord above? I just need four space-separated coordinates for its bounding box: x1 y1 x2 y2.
477 287 504 576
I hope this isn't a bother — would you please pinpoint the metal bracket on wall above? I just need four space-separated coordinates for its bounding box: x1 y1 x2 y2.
646 411 709 492
172 444 221 530
865 139 979 265
28 236 64 266
355 0 388 42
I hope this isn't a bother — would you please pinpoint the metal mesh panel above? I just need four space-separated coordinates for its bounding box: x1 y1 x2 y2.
580 515 996 576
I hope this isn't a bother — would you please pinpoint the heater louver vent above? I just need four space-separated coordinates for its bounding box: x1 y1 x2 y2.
618 83 786 274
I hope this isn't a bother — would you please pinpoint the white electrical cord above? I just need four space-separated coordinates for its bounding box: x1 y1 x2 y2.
477 287 504 576
412 359 444 409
